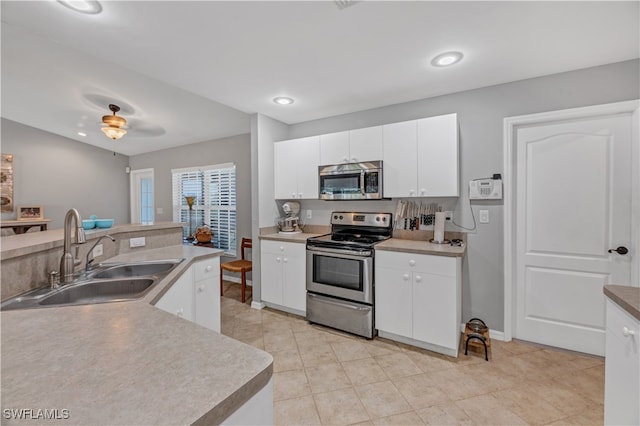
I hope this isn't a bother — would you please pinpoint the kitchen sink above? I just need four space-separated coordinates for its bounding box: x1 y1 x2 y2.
1 258 184 311
38 278 155 306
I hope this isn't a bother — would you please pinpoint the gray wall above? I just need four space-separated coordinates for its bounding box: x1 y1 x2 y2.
0 118 130 230
284 59 640 332
129 133 251 262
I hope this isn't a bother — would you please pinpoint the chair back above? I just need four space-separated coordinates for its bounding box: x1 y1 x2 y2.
240 238 252 260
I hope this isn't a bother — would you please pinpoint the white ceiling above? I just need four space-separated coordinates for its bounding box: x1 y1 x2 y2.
2 1 638 156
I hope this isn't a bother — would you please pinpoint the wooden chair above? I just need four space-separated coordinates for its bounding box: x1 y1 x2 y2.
220 238 252 303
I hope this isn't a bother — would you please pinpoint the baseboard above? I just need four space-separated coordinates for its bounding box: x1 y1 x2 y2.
251 301 265 310
223 274 253 286
459 322 505 341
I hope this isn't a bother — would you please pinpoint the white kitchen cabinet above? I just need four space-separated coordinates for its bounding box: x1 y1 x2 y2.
319 126 383 165
382 113 459 198
260 240 306 315
274 136 320 199
604 298 639 425
417 113 459 196
155 271 194 321
156 257 221 332
382 120 418 197
375 250 461 357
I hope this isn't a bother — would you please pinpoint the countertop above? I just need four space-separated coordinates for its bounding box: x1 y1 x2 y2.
259 232 323 243
604 285 640 321
1 222 184 260
1 245 273 425
376 237 466 257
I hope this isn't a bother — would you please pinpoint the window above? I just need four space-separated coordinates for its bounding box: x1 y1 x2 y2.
172 163 236 256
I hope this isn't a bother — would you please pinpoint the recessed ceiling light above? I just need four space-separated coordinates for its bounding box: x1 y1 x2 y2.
57 0 102 14
273 97 294 105
431 51 464 67
77 131 87 137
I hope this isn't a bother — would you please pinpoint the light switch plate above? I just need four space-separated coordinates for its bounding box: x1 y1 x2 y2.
130 237 146 248
479 210 489 223
156 207 164 214
306 209 312 219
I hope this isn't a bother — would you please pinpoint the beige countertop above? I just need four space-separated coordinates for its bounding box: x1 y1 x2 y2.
0 222 184 260
376 238 466 257
259 232 323 243
604 285 640 321
1 245 273 425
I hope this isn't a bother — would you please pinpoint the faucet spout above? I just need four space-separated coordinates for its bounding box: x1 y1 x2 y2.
59 208 86 283
86 235 116 271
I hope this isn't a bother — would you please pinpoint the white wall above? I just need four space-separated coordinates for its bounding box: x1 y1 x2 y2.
278 59 640 332
0 119 130 230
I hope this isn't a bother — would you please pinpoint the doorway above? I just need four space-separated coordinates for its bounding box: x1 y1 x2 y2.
130 168 154 224
504 100 639 356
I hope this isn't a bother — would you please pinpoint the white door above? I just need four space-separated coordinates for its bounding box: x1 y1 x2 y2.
515 113 633 355
130 168 154 224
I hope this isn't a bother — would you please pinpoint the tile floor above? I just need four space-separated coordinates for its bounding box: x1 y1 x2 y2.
220 282 605 425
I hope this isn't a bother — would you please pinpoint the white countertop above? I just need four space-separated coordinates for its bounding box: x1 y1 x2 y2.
1 245 273 425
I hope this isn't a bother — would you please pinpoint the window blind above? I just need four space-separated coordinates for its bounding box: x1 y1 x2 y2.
172 163 237 256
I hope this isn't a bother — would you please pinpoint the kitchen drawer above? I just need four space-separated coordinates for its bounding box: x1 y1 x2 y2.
193 258 219 282
606 298 640 345
375 251 456 277
261 240 302 255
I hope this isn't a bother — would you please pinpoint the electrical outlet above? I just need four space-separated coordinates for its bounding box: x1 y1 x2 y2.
92 244 103 258
479 210 489 224
306 209 312 219
444 211 453 221
156 207 164 214
129 237 146 248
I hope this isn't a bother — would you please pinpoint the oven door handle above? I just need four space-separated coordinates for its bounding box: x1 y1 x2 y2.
308 293 371 311
307 246 372 258
360 171 366 196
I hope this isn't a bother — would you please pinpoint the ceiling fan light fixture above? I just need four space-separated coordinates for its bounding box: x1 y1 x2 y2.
101 104 127 140
57 0 102 14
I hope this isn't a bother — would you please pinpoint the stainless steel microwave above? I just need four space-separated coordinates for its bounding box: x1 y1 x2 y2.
319 161 383 200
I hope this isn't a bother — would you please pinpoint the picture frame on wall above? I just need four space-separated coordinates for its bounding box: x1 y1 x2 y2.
17 206 44 221
1 154 14 213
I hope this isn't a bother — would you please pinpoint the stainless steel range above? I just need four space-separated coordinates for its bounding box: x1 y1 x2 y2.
306 212 392 339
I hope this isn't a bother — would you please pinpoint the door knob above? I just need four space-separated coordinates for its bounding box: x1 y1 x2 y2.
608 246 629 255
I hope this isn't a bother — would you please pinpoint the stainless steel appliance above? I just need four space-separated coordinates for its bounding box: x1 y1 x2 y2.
319 161 383 200
306 211 392 338
277 201 303 234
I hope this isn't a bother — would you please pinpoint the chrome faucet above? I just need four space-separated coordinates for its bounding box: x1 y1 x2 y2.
59 208 86 283
86 235 115 271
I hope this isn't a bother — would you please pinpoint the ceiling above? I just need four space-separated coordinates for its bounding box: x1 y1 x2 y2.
1 1 638 156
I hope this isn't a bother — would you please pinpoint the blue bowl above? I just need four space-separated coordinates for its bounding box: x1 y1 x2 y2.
95 219 114 229
82 220 96 230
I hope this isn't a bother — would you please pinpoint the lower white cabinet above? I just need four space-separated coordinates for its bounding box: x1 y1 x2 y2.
604 298 639 426
156 257 221 332
375 250 461 357
260 240 306 315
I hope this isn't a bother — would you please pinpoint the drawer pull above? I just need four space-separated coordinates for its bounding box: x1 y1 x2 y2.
402 274 410 281
409 260 416 267
622 326 636 337
205 265 213 272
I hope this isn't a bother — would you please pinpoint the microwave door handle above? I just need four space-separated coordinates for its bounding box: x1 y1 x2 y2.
360 171 366 196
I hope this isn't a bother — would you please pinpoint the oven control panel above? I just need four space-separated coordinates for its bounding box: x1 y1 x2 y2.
330 212 392 227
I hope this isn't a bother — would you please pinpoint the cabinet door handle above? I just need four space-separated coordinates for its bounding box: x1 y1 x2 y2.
622 326 636 337
276 257 281 263
402 274 410 281
343 156 349 163
415 275 422 283
409 260 416 267
420 188 426 195
198 285 205 292
292 193 296 198
351 157 357 162
283 257 288 263
176 308 184 318
205 265 213 272
279 246 284 251
409 189 415 196
298 193 303 198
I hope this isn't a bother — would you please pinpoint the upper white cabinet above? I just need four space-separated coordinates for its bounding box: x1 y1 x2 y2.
383 113 459 198
274 136 320 199
319 126 383 165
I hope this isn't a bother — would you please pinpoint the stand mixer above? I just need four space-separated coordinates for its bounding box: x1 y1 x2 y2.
277 201 303 234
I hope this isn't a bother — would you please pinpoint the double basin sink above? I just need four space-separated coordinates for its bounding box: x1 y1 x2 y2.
1 259 184 311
